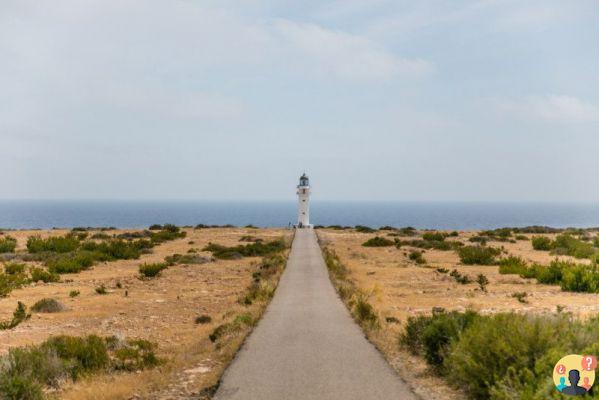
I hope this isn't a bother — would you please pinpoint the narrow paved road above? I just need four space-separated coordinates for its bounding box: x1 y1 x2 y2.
213 229 416 400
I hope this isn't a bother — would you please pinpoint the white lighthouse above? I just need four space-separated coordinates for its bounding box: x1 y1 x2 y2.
296 173 312 228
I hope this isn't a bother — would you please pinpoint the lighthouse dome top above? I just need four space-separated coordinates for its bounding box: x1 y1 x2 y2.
299 173 309 187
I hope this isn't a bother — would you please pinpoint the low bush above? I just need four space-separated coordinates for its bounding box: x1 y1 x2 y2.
95 285 107 295
475 274 489 292
515 234 528 241
351 292 378 328
511 291 528 303
400 310 599 399
209 313 254 343
164 253 212 265
355 225 376 233
498 256 529 275
362 236 394 247
531 236 552 251
409 250 426 264
31 298 64 313
422 232 446 242
4 262 26 275
27 235 79 253
450 269 471 284
30 267 60 283
457 245 500 265
0 271 29 297
195 315 212 324
69 290 80 298
551 233 596 259
560 263 599 293
400 309 478 370
0 236 17 253
396 239 459 251
0 334 160 398
139 263 168 278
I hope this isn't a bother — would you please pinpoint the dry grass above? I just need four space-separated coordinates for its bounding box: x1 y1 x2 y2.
0 227 291 399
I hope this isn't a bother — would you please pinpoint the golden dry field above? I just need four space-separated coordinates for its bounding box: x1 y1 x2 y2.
0 227 292 400
317 228 599 400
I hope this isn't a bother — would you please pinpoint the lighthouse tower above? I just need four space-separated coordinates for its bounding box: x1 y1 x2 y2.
296 173 312 228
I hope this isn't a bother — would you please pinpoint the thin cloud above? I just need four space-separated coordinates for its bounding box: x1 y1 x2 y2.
499 95 599 123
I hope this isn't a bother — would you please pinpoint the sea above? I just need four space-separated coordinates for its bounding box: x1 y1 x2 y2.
1 200 599 231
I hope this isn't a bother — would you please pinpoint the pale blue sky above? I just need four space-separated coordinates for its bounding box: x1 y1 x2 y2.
1 0 598 201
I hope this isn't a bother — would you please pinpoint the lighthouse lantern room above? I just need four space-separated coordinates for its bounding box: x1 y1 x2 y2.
296 173 312 228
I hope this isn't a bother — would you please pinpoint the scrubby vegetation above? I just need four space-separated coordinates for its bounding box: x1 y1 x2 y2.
355 225 376 233
499 257 599 293
31 298 64 313
29 267 60 283
241 254 286 305
139 262 169 278
203 238 287 260
4 262 26 275
449 269 471 284
0 236 17 253
401 310 599 399
0 269 29 297
0 335 160 399
23 226 186 275
164 253 212 265
409 250 426 264
457 245 501 265
209 313 255 343
531 234 598 259
396 236 463 251
361 236 394 247
321 246 379 329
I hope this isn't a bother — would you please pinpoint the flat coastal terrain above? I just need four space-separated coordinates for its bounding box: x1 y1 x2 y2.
0 226 291 399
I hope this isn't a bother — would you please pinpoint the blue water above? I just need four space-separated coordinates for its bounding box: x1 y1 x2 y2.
1 200 599 230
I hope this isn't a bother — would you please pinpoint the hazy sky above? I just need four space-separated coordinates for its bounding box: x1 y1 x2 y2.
2 0 598 201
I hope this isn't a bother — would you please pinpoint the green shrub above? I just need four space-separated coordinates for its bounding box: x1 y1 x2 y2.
475 274 489 292
0 271 29 297
352 293 378 328
95 285 107 295
209 314 254 343
164 253 212 265
409 250 426 264
531 236 552 251
511 291 528 303
362 236 394 247
446 314 566 399
0 334 159 398
69 290 80 298
422 232 446 242
552 234 596 259
31 298 64 313
30 267 60 283
27 235 79 253
4 262 26 275
355 225 375 233
195 315 212 324
468 236 488 245
138 263 168 278
498 256 528 275
112 339 160 371
0 236 17 253
47 251 96 274
457 245 500 265
515 234 528 241
560 263 599 293
450 269 471 284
